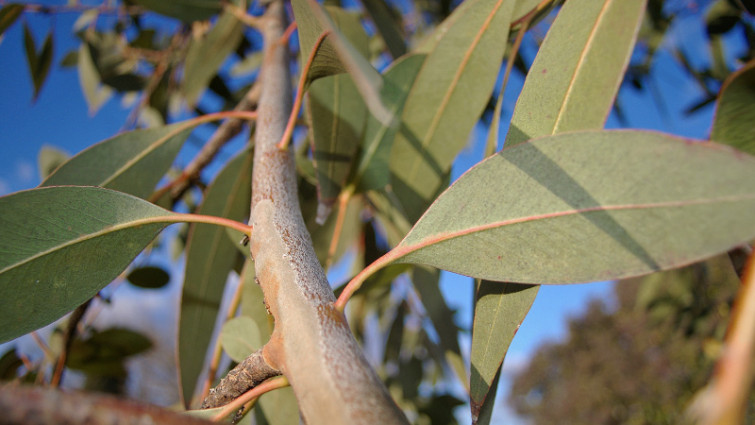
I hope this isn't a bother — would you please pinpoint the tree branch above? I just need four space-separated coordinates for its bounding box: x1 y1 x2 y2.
246 1 408 423
201 348 281 409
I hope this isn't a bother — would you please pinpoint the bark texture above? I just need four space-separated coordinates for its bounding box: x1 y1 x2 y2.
247 2 408 424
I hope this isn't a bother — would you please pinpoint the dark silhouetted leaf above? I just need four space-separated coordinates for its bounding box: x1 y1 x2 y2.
132 0 223 22
361 0 406 58
126 266 170 289
0 186 178 343
0 348 22 381
0 4 23 38
67 328 152 376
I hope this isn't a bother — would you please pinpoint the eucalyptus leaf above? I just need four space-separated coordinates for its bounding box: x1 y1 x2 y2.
76 42 112 115
393 130 755 284
0 4 23 38
132 0 223 22
220 316 261 363
0 186 178 343
41 122 195 200
711 60 755 155
390 0 516 222
505 0 647 147
37 145 69 180
126 265 170 289
178 149 252 406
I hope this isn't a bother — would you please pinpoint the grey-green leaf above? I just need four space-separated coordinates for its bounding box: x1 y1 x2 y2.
178 149 252 406
505 0 647 147
711 60 755 155
41 122 194 200
126 265 170 289
0 186 175 343
37 145 70 181
389 0 516 222
132 0 223 22
395 130 755 284
220 316 261 363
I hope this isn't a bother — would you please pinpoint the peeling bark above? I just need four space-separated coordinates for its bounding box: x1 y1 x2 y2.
201 348 280 409
246 1 408 423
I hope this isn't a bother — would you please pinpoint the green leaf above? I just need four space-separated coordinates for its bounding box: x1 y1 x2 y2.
178 149 253 406
505 0 647 147
220 316 261 363
0 348 22 381
711 60 755 155
67 328 152 376
308 74 366 212
308 193 363 266
0 4 24 38
132 0 223 22
22 23 53 101
470 281 537 423
76 42 112 114
0 186 175 343
37 145 69 181
41 122 194 200
393 130 755 284
389 0 516 222
355 54 425 192
361 0 406 59
126 265 170 289
291 0 391 125
182 6 245 106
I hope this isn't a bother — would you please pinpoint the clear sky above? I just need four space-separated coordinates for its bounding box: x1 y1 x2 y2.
0 1 747 423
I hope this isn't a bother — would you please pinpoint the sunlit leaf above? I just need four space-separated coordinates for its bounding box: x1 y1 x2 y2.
0 186 177 343
178 149 252 406
393 130 755 284
220 316 261 363
389 0 516 222
37 145 69 180
132 0 223 22
126 265 170 289
505 0 647 146
41 122 195 200
711 60 755 155
182 5 245 106
77 42 112 114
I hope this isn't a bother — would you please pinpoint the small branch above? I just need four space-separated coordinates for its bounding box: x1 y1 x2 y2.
687 251 755 424
199 264 250 401
0 385 215 425
325 188 354 269
201 349 282 409
275 31 332 151
209 376 289 422
50 299 92 387
169 84 262 199
225 2 263 29
335 249 401 312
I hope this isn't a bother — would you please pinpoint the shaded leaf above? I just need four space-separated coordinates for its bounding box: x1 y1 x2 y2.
41 122 194 200
126 265 170 289
389 0 516 222
132 0 223 22
505 0 647 147
355 54 425 191
361 0 406 58
291 0 391 124
0 348 22 381
711 60 755 155
0 186 176 343
309 193 364 266
67 328 152 376
393 130 755 284
178 149 253 406
23 23 53 101
470 281 536 423
220 316 261 363
0 4 23 38
183 6 245 106
37 145 69 180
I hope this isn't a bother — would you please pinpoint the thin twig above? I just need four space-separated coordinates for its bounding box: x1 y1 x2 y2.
50 299 92 387
210 376 289 422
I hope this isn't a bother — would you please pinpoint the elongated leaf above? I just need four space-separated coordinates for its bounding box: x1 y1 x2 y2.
711 60 755 155
77 42 112 115
0 4 23 38
505 0 647 146
356 54 425 191
37 145 69 180
22 22 52 101
392 130 755 283
291 0 391 124
179 149 252 407
470 281 536 423
41 122 194 199
307 8 369 212
182 5 245 106
0 186 177 343
132 0 223 22
361 0 406 58
389 0 516 222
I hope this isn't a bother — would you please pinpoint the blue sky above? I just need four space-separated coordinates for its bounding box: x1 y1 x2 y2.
0 1 748 423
